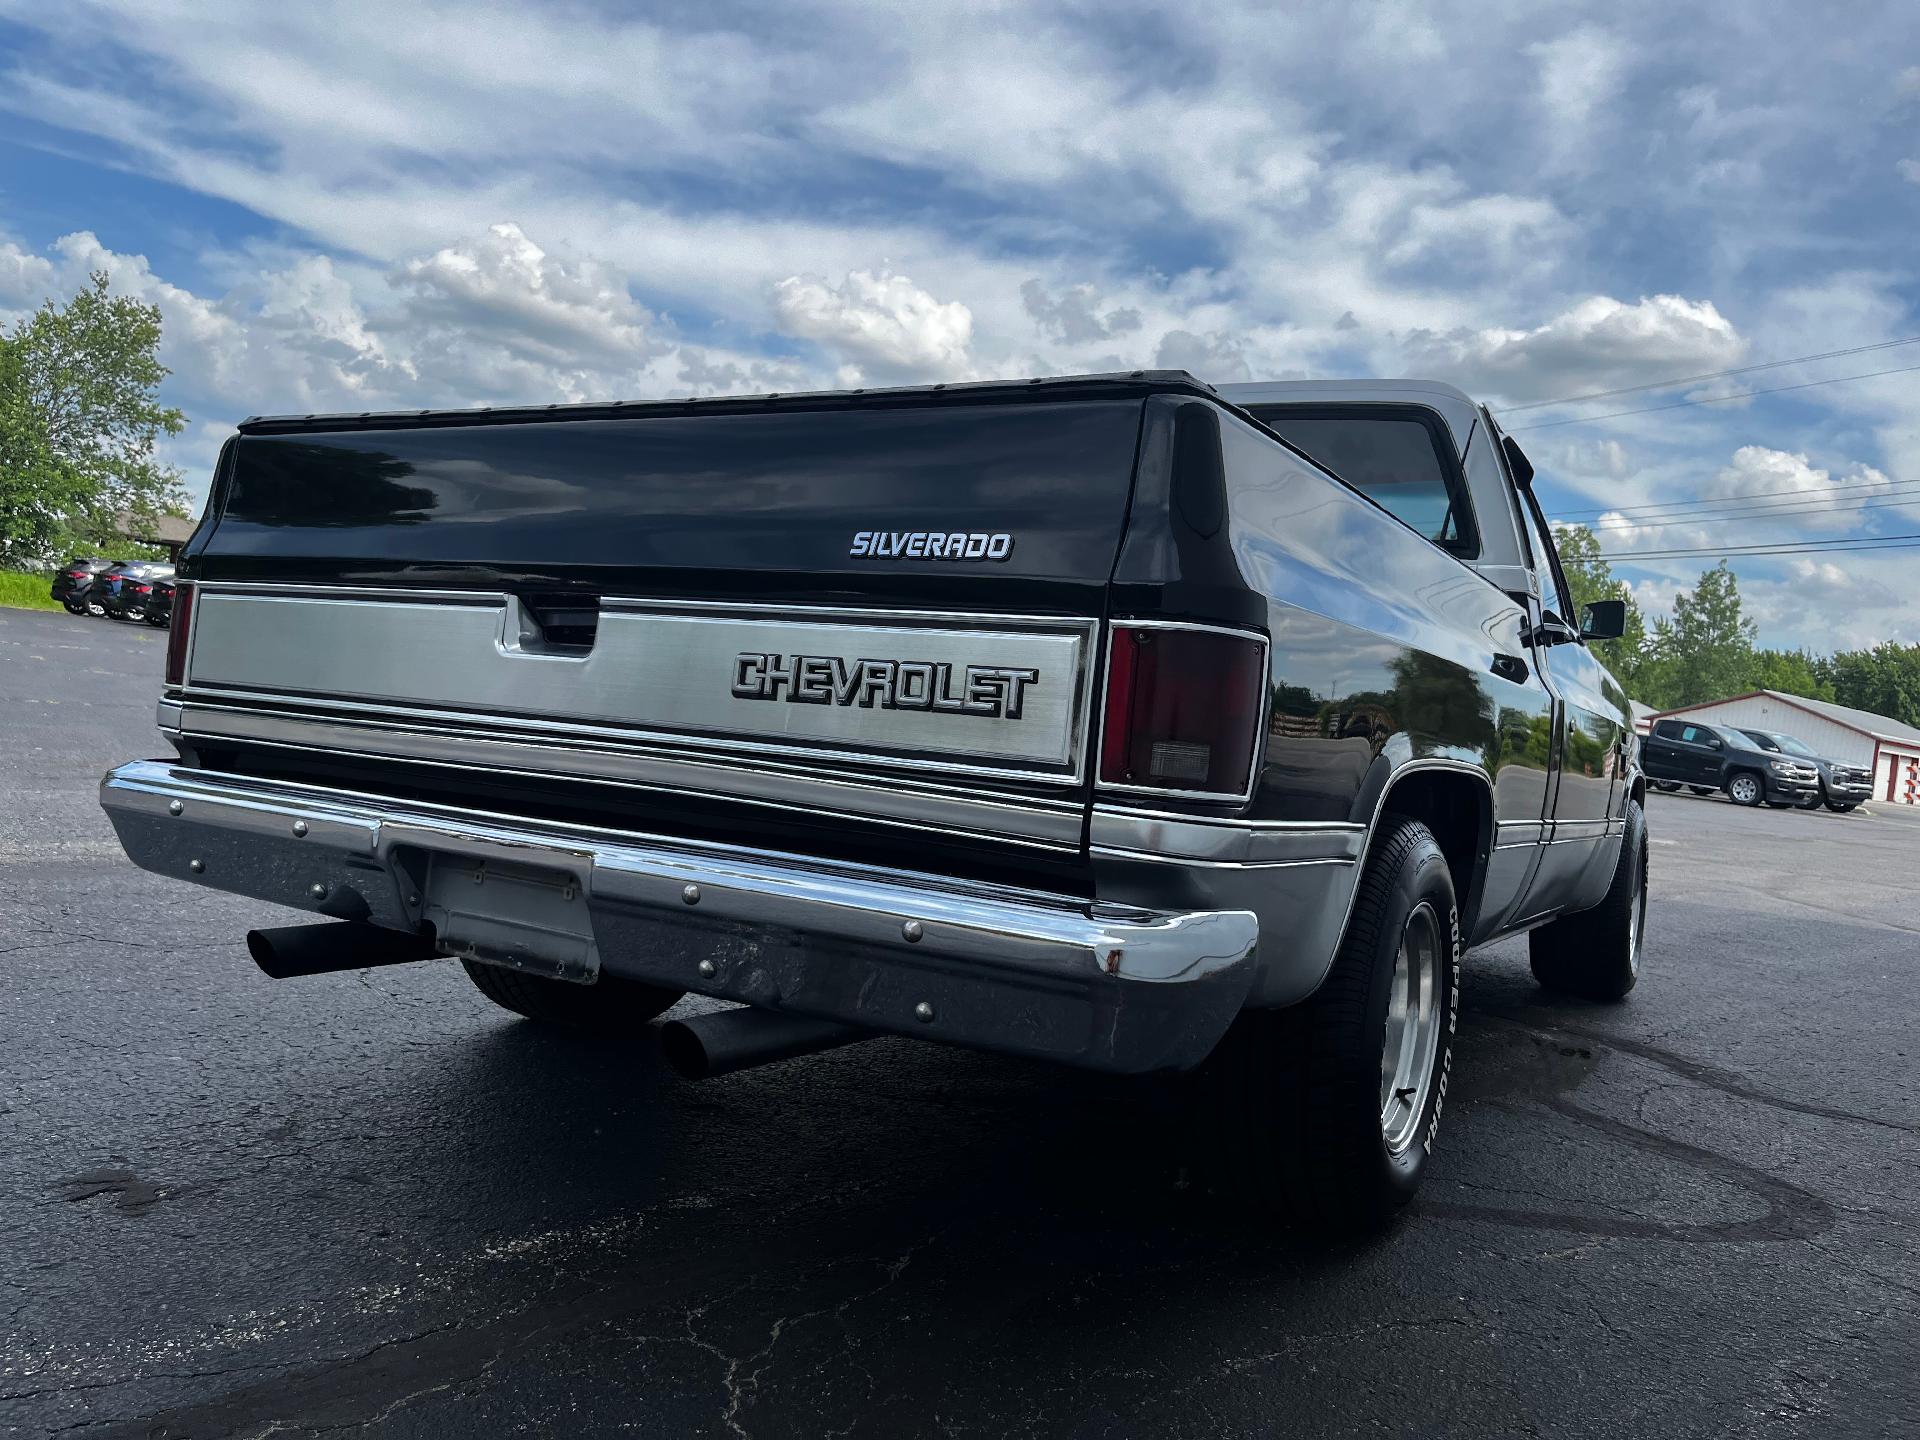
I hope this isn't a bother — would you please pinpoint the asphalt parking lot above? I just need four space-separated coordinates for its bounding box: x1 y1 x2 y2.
3 604 1916 1439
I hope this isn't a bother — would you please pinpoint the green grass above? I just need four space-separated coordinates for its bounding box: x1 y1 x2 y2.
0 570 63 611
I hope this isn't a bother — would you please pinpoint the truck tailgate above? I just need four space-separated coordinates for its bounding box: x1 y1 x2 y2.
175 393 1151 865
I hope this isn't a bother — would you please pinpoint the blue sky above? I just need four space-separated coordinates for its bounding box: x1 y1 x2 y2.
2 1 1918 651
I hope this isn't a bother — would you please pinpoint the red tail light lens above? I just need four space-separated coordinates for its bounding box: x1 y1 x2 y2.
133 584 152 594
1099 623 1267 799
164 582 195 686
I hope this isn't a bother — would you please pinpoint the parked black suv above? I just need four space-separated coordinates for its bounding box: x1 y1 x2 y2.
1643 718 1820 807
50 558 117 614
1736 729 1873 813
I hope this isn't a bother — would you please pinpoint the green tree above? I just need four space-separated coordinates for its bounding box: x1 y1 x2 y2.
1750 648 1835 702
0 271 187 568
1823 642 1920 729
1552 522 1649 693
1643 561 1755 707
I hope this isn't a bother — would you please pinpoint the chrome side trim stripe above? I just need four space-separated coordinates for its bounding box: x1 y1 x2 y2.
1091 806 1364 864
173 702 1085 850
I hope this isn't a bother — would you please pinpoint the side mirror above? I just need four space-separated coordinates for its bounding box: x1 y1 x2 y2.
1580 599 1627 641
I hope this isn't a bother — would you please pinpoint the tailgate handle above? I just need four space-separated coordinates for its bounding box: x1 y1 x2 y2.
512 593 600 655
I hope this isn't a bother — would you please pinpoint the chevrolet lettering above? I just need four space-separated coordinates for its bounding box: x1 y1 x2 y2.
849 530 1013 560
732 653 1040 719
102 370 1650 1233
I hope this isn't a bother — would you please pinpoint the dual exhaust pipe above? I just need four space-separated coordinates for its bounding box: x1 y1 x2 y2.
246 920 871 1078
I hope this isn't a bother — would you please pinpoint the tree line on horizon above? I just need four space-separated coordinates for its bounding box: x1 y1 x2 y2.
1556 524 1920 730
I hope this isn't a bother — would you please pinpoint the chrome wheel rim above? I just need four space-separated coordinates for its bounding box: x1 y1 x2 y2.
1627 843 1646 976
1380 901 1444 1156
1731 775 1758 804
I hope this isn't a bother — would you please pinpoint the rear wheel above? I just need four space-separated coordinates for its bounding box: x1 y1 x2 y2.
1530 798 1647 1002
1193 816 1460 1232
85 599 106 616
1652 780 1681 793
61 599 85 615
1726 772 1764 807
461 960 683 1031
1688 785 1716 796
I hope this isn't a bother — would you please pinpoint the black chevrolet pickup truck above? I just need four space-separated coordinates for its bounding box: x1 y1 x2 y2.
102 372 1646 1229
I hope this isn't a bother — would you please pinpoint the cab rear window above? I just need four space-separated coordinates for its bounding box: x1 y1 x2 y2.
1251 404 1480 557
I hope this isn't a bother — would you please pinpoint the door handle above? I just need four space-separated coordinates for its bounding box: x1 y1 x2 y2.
1490 652 1530 684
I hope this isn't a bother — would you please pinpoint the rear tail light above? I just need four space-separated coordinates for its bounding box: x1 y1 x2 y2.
133 584 152 595
1099 622 1267 799
164 582 195 686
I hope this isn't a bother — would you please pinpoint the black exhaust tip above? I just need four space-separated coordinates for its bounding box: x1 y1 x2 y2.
659 1006 869 1080
247 921 442 980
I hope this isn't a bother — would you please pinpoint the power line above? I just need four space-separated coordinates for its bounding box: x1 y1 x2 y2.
1599 533 1920 561
1566 485 1920 537
1499 333 1920 414
1504 360 1920 432
1548 469 1908 520
1583 491 1920 536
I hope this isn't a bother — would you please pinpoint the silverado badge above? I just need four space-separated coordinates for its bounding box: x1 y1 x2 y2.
849 531 1013 560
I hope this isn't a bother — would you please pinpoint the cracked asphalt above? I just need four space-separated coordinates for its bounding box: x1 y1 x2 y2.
3 603 1916 1439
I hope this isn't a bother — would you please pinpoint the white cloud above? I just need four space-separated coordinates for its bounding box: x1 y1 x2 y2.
396 222 662 370
1407 294 1745 405
1021 280 1141 345
0 236 56 315
1899 159 1920 184
1528 26 1631 164
1702 446 1901 534
1155 329 1253 383
771 269 973 382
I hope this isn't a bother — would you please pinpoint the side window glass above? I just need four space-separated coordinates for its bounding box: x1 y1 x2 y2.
1653 720 1681 740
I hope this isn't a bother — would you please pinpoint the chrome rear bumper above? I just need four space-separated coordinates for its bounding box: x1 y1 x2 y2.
100 761 1260 1073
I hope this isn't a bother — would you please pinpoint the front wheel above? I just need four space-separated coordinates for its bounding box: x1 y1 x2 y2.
1530 798 1647 1002
1826 801 1858 813
61 599 86 615
1652 780 1681 793
1726 772 1764 807
1797 793 1822 810
146 611 169 627
85 601 106 616
1193 815 1460 1232
462 960 684 1031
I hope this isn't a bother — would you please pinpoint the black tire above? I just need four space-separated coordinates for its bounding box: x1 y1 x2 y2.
146 611 169 627
61 599 86 615
1825 801 1857 813
1530 799 1647 1002
1688 786 1716 796
461 960 683 1030
1725 771 1764 807
1797 792 1822 810
1652 780 1681 793
1193 815 1461 1232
